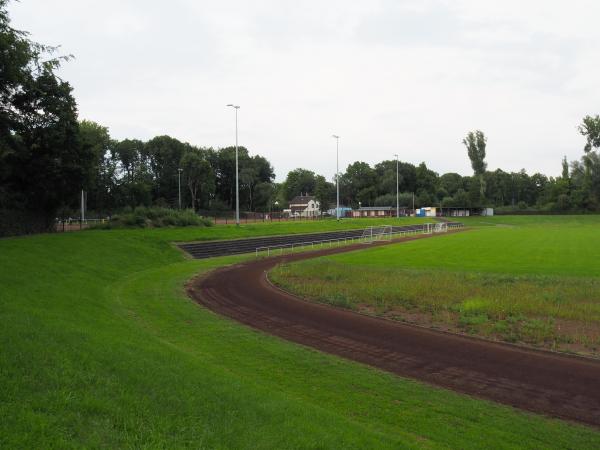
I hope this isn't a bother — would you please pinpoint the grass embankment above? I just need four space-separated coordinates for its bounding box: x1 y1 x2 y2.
94 216 430 243
271 216 600 355
2 221 599 448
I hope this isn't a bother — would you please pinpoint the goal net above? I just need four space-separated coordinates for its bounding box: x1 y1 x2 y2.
361 225 393 243
424 222 448 234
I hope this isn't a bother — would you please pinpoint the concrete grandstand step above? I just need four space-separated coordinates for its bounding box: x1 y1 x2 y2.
178 223 460 259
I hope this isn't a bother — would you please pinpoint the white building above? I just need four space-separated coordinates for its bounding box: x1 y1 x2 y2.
288 195 321 217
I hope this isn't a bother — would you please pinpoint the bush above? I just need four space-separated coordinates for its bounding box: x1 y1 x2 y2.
94 207 212 229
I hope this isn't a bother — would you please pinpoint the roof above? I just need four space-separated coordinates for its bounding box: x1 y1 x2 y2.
289 195 316 205
358 206 407 211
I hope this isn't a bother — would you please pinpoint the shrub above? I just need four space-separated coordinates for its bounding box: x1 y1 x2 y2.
94 207 212 229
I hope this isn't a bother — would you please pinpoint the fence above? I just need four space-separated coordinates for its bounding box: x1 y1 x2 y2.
55 218 108 232
255 222 463 257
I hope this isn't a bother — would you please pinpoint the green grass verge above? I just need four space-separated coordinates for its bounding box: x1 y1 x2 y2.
88 216 429 243
1 221 599 448
270 216 600 354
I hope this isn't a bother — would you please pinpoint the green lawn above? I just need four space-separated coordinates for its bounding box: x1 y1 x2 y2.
102 216 429 243
271 216 600 354
1 220 599 448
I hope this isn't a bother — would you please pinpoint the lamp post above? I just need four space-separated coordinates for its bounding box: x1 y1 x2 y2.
394 154 399 218
178 168 183 209
332 135 340 220
227 104 240 225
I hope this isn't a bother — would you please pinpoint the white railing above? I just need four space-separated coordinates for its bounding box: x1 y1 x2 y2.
255 222 463 257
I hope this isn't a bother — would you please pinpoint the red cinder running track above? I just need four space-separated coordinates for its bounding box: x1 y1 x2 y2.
187 234 600 427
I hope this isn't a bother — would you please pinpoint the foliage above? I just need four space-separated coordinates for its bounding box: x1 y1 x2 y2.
0 4 94 235
463 130 488 203
97 206 212 228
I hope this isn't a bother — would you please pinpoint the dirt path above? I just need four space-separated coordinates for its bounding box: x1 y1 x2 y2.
187 234 600 427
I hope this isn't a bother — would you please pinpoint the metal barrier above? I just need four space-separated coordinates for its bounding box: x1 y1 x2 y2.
255 222 464 257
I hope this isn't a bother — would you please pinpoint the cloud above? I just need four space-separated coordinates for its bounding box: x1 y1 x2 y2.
8 0 600 181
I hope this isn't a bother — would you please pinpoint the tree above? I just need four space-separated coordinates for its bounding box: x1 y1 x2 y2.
180 149 214 210
314 175 335 213
145 136 187 204
439 173 463 197
341 161 377 207
0 3 94 234
79 120 116 213
463 130 487 204
282 168 317 201
579 115 600 153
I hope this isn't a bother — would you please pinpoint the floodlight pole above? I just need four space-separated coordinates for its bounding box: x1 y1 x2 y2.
332 135 340 220
178 168 183 209
394 154 399 218
227 104 240 226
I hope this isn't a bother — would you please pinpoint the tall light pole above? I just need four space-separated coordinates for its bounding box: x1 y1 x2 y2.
227 104 240 225
394 154 399 218
178 168 183 209
332 135 340 220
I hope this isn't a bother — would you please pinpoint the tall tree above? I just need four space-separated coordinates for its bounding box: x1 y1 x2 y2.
180 149 214 210
0 2 94 234
79 120 116 213
282 168 317 201
579 115 600 153
463 130 487 204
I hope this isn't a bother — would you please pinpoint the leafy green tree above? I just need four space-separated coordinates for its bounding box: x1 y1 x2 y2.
415 162 439 203
145 136 187 204
341 161 377 207
314 175 335 213
79 120 116 213
282 168 317 201
439 173 463 197
0 2 94 234
112 139 152 208
180 149 214 210
463 130 487 203
579 115 600 153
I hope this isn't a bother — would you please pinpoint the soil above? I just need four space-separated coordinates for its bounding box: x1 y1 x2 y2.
187 233 600 427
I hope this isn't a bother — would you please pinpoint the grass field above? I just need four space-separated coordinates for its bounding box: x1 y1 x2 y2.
2 219 600 448
108 216 429 243
271 216 600 355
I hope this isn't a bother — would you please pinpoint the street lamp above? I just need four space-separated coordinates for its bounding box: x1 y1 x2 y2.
227 104 240 226
394 154 399 218
332 135 340 220
178 168 183 209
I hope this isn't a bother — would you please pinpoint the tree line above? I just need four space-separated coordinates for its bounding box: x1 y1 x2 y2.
2 2 600 236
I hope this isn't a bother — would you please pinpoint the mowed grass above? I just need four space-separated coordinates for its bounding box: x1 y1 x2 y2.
111 216 429 243
271 216 600 354
1 222 599 448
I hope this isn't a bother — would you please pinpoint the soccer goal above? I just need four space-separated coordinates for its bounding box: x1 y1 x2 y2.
361 225 393 243
424 222 448 234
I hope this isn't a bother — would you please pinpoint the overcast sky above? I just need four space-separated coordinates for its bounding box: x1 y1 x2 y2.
9 0 600 181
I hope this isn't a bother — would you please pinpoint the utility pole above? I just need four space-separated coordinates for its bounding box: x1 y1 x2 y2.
394 154 399 218
178 168 183 209
227 104 241 225
332 135 340 220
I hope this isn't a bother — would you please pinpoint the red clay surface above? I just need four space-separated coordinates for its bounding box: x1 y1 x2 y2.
187 234 600 427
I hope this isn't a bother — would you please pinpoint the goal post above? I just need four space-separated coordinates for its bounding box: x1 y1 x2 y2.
361 225 392 243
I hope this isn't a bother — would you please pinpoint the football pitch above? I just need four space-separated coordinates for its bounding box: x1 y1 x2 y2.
271 215 600 355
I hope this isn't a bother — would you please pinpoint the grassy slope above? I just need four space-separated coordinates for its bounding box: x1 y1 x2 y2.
116 216 429 243
1 223 599 448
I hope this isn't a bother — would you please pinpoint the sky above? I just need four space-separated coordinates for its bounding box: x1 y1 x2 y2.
8 0 600 181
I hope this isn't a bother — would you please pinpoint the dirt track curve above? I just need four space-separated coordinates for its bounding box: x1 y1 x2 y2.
188 234 600 427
